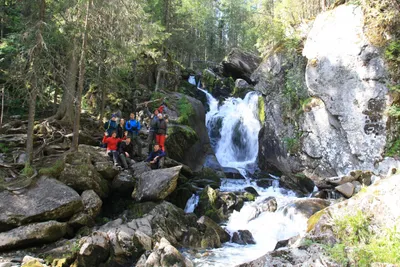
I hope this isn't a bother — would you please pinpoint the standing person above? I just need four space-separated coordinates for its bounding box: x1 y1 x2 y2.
102 131 122 166
118 136 135 170
104 114 118 136
117 118 126 138
155 113 168 151
146 106 159 153
125 112 142 157
145 144 166 169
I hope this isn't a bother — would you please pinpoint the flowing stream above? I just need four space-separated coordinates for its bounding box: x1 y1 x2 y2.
184 76 308 266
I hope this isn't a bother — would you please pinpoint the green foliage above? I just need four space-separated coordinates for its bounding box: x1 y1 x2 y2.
386 139 400 157
325 210 400 266
22 164 35 178
283 131 302 155
177 97 195 125
0 144 9 153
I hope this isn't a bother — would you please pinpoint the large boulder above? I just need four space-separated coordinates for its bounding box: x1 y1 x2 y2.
281 198 330 220
111 170 137 196
0 177 82 232
194 186 224 223
197 216 230 243
94 161 119 181
59 152 109 198
75 231 110 267
220 48 261 84
132 166 182 201
232 230 256 245
0 221 67 251
138 237 193 267
81 190 102 219
256 5 389 188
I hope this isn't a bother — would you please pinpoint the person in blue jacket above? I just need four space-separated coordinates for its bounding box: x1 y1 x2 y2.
125 112 142 157
145 144 166 169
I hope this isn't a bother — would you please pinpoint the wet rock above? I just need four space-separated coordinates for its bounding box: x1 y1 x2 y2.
233 79 254 98
181 227 202 248
59 152 109 198
201 227 221 249
111 170 136 196
218 192 243 213
244 186 260 196
281 198 330 220
0 177 82 232
132 166 182 201
335 182 355 198
197 216 230 243
223 167 245 179
194 186 224 223
139 238 193 267
75 231 110 267
0 221 67 251
258 196 278 213
220 48 261 84
94 161 119 181
232 230 256 245
255 179 275 189
279 175 315 196
81 190 102 218
352 180 362 194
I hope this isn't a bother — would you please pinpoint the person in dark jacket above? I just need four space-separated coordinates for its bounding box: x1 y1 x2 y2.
117 118 126 138
145 144 166 169
118 137 135 169
146 106 159 153
125 112 142 157
104 114 118 136
155 113 168 151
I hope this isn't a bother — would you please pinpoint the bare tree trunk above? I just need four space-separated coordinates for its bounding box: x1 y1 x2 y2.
71 1 90 151
0 86 4 129
55 44 78 123
25 0 45 169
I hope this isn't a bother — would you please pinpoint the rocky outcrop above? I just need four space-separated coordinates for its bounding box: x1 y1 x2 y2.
0 221 67 251
59 151 109 198
137 238 193 267
0 177 82 232
220 48 261 84
75 232 110 267
81 190 102 219
256 5 390 189
132 166 182 201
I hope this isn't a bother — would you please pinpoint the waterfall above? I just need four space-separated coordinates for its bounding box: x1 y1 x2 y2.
184 76 308 266
184 194 199 213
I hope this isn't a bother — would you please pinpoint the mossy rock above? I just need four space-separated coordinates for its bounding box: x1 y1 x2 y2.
243 192 256 202
194 167 222 186
307 209 326 233
39 159 65 178
166 124 199 163
195 185 224 223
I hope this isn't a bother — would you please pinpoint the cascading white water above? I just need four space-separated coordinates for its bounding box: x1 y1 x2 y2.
185 76 308 266
184 194 200 213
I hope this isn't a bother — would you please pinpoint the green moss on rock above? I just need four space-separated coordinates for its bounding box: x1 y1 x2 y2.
39 160 65 178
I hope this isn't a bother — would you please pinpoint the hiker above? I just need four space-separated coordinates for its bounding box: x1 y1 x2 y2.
156 113 168 151
117 118 126 138
104 114 118 136
118 136 135 170
145 105 159 153
102 131 123 166
145 144 166 169
125 112 142 157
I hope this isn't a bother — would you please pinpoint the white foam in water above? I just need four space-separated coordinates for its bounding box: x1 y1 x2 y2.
184 194 199 213
184 79 308 266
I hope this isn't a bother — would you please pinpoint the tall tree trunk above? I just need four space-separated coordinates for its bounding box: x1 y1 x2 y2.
71 1 90 151
25 0 45 169
55 44 78 123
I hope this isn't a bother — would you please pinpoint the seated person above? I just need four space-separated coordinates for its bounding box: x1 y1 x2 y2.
102 131 123 166
118 136 135 169
145 144 166 169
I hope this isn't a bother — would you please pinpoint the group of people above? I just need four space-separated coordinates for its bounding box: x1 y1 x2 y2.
102 104 169 170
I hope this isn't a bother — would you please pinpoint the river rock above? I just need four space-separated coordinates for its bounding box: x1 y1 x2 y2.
139 237 193 267
232 230 256 245
0 221 67 251
258 196 278 213
244 186 260 197
81 190 102 218
94 161 119 181
197 216 230 243
281 198 330 220
75 231 110 267
132 166 182 201
201 227 221 249
111 170 136 195
194 185 224 223
223 167 245 179
0 177 82 232
335 182 355 198
220 48 261 84
59 151 109 198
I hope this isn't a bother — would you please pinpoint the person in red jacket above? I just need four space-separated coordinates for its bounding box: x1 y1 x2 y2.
102 130 123 166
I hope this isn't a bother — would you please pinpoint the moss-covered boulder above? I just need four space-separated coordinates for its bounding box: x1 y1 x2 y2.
194 185 224 223
166 125 199 164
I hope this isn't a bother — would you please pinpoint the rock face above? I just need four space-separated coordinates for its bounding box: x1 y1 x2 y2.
59 152 109 198
0 221 67 251
132 166 182 201
256 5 389 187
220 48 261 84
0 177 82 232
